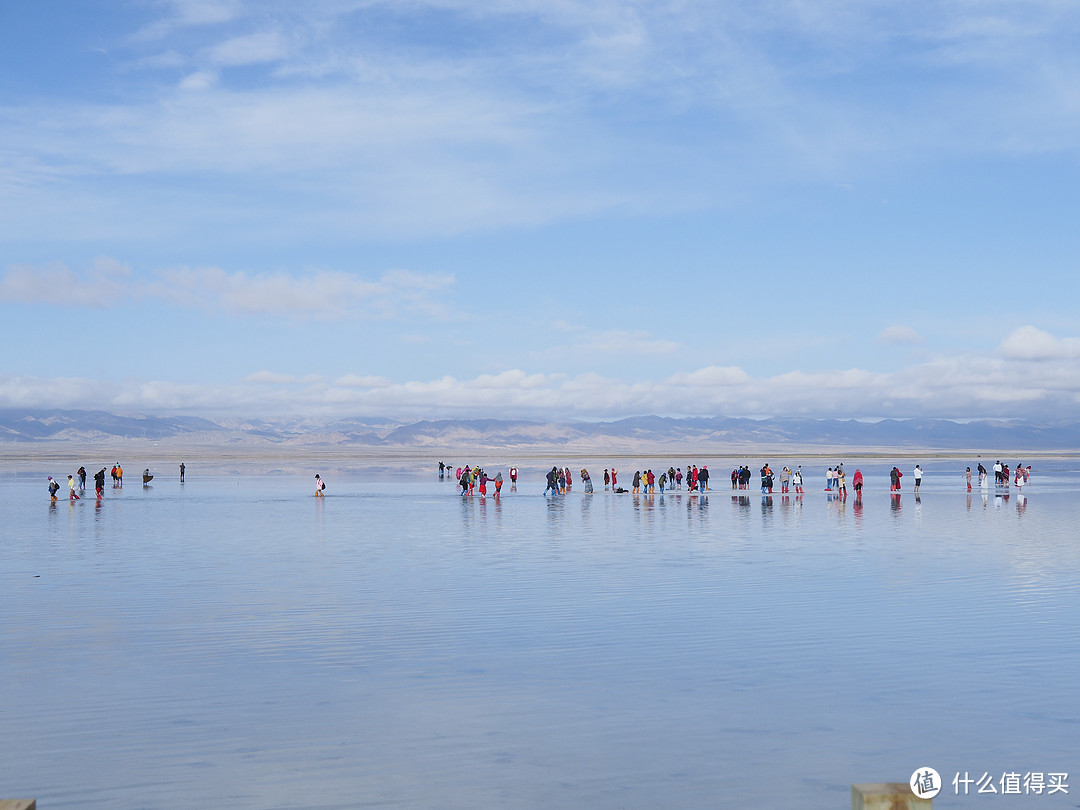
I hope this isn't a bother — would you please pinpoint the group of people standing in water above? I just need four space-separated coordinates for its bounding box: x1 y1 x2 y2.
47 463 122 501
455 465 509 497
598 465 716 494
47 462 188 501
446 460 1035 500
544 466 589 494
965 460 1032 492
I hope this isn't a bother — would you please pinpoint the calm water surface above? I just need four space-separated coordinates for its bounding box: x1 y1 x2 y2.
2 458 1079 809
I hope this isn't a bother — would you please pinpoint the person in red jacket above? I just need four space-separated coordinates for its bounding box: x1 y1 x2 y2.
852 469 864 499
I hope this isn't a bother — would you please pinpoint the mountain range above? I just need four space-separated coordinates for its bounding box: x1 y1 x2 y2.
2 409 1079 453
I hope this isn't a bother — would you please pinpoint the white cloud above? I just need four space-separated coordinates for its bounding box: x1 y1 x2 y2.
876 325 925 346
334 374 391 388
245 370 297 384
470 370 553 390
9 333 1080 420
997 325 1080 360
178 70 219 91
668 366 752 387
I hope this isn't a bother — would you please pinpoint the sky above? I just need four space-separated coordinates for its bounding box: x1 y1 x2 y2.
2 0 1080 422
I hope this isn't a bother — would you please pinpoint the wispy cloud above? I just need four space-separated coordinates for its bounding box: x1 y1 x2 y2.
245 370 299 384
6 0 1079 241
549 328 680 357
206 30 291 66
875 325 925 346
133 0 244 40
0 261 455 321
0 258 132 308
578 329 680 355
178 69 218 91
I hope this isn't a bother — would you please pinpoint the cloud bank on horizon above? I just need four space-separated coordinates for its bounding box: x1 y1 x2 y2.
2 0 1079 422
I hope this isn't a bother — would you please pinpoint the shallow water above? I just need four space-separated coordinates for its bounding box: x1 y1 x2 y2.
2 457 1078 809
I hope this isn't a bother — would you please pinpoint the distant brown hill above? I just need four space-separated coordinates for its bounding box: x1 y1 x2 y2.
2 409 1078 453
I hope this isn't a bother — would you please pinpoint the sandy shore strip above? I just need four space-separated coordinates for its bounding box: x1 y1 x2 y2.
2 439 1076 474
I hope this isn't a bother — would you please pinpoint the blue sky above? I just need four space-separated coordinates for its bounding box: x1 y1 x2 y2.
2 0 1079 421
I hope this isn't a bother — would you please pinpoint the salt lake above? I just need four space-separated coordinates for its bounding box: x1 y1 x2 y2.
2 456 1078 809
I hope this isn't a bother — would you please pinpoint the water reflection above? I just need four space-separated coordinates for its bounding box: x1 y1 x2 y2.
3 460 1080 810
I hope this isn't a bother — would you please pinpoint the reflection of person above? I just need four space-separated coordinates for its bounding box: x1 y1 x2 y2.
179 462 185 482
314 474 325 497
